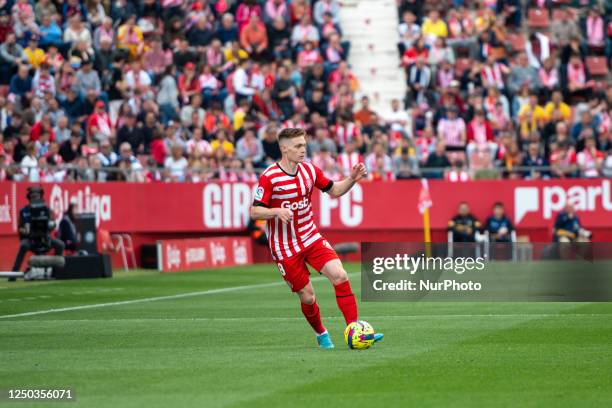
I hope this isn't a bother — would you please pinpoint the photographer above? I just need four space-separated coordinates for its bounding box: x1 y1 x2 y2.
11 186 65 274
58 203 78 252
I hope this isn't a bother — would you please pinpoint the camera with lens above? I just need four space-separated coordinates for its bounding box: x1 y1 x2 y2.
23 186 55 253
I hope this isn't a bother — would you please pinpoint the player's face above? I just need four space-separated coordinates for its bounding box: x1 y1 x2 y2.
281 136 307 163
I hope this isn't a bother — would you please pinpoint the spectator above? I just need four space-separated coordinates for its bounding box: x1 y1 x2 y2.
32 64 56 98
576 136 604 177
314 0 340 26
164 143 188 182
437 106 465 152
114 142 144 182
97 138 118 169
240 14 268 61
272 65 295 119
9 64 32 98
550 141 577 178
116 15 143 60
23 35 45 69
364 141 392 175
484 202 514 242
448 202 480 242
421 10 447 44
143 37 172 79
74 60 102 101
236 129 264 164
264 0 289 25
20 141 39 182
538 57 560 93
188 16 215 50
521 141 548 179
217 13 239 45
236 0 262 34
553 203 591 242
233 58 256 103
393 146 420 179
116 113 144 154
525 32 550 70
566 55 594 99
93 17 114 51
507 53 540 96
398 11 421 54
583 7 605 49
291 15 319 48
551 9 581 48
406 57 431 105
211 129 235 157
269 17 292 60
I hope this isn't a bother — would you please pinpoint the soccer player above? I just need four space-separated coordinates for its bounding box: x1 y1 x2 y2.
250 128 383 349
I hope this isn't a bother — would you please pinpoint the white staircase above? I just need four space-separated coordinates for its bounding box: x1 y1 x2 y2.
339 0 405 117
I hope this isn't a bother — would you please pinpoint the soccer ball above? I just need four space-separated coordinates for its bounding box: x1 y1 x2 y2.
344 320 375 350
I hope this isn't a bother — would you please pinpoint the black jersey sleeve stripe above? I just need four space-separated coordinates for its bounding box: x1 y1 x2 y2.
252 201 269 208
321 180 334 193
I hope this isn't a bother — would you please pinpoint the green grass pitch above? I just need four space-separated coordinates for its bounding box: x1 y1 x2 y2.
1 263 611 407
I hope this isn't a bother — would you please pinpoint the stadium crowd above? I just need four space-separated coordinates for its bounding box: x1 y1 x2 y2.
0 0 609 184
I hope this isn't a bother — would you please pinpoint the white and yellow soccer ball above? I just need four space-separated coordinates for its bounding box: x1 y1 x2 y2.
344 320 375 350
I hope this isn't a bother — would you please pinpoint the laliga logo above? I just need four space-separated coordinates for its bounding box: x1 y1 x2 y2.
233 240 248 265
0 194 11 223
210 242 227 265
281 197 309 211
166 245 181 269
514 180 612 223
49 185 111 226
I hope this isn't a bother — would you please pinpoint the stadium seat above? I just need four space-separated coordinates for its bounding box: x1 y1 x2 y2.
508 33 526 53
527 9 550 30
586 56 608 77
455 58 472 76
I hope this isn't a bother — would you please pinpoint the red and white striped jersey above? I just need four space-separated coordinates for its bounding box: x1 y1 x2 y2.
253 162 333 261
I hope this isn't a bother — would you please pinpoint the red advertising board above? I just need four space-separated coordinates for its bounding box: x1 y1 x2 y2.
157 237 253 272
1 179 611 236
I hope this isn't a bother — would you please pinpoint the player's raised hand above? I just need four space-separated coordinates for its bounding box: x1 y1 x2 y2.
275 208 294 224
350 163 367 182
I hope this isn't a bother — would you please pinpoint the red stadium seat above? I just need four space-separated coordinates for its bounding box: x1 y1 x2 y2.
508 33 526 53
586 56 608 77
551 9 565 22
454 58 472 76
527 9 550 30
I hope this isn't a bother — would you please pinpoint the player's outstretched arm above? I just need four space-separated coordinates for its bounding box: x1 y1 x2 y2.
250 206 293 223
328 163 367 198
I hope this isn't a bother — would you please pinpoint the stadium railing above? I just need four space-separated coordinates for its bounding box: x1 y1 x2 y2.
0 163 600 182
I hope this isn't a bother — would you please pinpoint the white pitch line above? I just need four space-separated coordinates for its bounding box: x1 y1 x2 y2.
0 273 348 320
1 313 609 324
0 281 288 320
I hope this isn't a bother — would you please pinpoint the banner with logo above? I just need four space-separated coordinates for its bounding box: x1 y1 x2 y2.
157 237 253 272
1 179 611 237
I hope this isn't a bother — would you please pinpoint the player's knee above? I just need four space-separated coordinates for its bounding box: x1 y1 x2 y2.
298 285 316 304
331 269 349 285
299 292 316 305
